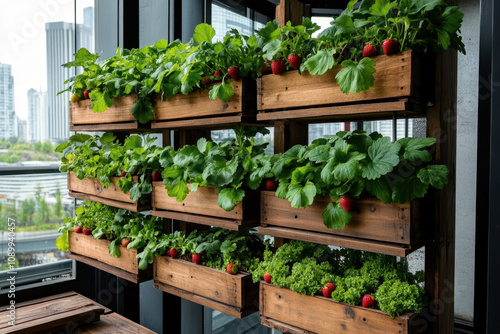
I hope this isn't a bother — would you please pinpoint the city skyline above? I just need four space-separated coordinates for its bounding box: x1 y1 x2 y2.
0 63 16 140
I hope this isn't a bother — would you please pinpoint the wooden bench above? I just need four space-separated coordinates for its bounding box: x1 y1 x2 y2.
0 291 155 334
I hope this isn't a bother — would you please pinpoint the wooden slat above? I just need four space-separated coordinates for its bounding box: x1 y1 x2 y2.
258 226 419 257
80 313 156 334
0 292 105 334
67 173 134 204
151 210 259 231
261 316 315 334
260 283 413 334
68 191 150 212
70 121 150 132
258 51 416 112
151 116 265 130
275 0 306 27
256 99 422 122
154 256 257 309
261 191 421 245
152 183 258 221
154 79 252 121
70 94 137 125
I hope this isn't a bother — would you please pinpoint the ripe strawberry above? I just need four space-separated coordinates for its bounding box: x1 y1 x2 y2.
121 170 126 177
362 44 377 57
271 60 286 75
121 238 131 248
169 248 179 258
201 76 211 86
228 66 239 80
214 70 223 78
83 90 90 99
322 282 336 297
82 228 92 235
287 54 302 70
226 263 238 275
70 94 80 103
339 197 353 212
192 253 202 264
152 170 162 182
362 294 375 308
74 226 83 233
99 234 106 239
263 271 272 283
382 39 398 55
265 179 277 191
260 66 272 75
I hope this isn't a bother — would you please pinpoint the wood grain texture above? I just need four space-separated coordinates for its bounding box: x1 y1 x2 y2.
70 121 150 132
154 256 259 317
258 226 416 257
152 183 259 221
154 79 256 121
79 313 156 334
69 232 143 276
275 0 306 27
0 292 104 334
261 191 422 245
68 191 150 212
67 173 134 204
260 283 413 334
69 94 137 125
258 51 417 112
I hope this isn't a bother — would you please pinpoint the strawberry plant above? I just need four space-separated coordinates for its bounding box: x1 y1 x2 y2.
158 126 272 211
271 130 448 229
249 240 425 318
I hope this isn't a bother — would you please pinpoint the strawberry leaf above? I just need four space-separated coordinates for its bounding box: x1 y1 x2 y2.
392 176 429 204
336 58 376 94
193 23 215 44
286 181 316 208
303 49 335 75
130 99 154 124
366 178 392 204
89 90 113 113
218 188 245 211
362 137 400 180
109 240 121 258
417 165 449 189
322 202 352 229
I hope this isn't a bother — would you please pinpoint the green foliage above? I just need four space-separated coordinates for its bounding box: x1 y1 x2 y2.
376 280 427 318
272 130 447 230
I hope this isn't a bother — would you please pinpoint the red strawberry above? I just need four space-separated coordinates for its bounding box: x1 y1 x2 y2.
99 234 106 239
228 66 239 80
82 228 92 235
152 170 162 182
382 39 398 55
214 70 223 78
322 282 336 297
265 179 277 191
264 271 272 283
192 253 202 264
226 263 238 275
74 226 83 233
201 76 211 86
121 238 131 248
271 60 286 75
121 170 126 177
260 66 272 75
362 294 375 308
169 248 178 258
362 44 378 57
287 54 302 70
339 197 353 212
83 90 90 99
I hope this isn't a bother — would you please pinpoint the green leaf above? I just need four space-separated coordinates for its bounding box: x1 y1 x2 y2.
275 182 289 199
369 0 397 17
210 83 235 102
366 178 392 204
322 202 352 229
336 58 376 94
392 176 429 204
197 138 208 153
131 98 155 124
124 135 143 150
129 183 142 201
286 181 316 208
397 137 435 162
193 23 216 44
209 84 220 100
412 0 445 13
89 90 114 113
417 165 449 189
69 133 92 143
303 49 335 75
362 137 401 180
109 240 121 258
218 188 245 211
100 132 116 144
55 232 69 251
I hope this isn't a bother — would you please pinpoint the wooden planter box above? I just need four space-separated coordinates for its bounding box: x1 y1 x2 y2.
259 191 424 257
68 231 153 283
69 93 149 132
152 182 259 230
260 283 417 334
257 51 426 122
151 78 257 129
67 172 150 212
154 256 258 318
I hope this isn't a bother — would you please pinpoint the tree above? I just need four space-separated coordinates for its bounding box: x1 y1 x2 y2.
33 183 50 226
20 198 36 226
53 185 64 222
34 142 42 151
42 141 53 154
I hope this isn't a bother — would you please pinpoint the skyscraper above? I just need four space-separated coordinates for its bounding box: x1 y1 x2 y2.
27 88 48 143
0 63 16 140
45 7 94 142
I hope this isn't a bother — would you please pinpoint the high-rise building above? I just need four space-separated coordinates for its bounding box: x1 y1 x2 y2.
45 7 94 142
17 117 27 142
0 63 17 140
27 88 48 143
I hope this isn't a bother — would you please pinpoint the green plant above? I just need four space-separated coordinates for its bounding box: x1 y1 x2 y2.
158 126 272 211
271 130 448 229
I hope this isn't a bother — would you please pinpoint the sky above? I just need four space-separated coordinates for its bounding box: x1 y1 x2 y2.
0 0 93 120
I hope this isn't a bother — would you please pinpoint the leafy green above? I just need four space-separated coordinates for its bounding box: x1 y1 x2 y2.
336 58 376 94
